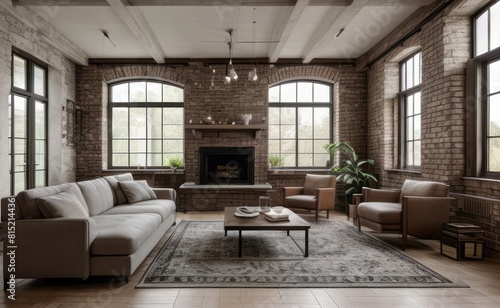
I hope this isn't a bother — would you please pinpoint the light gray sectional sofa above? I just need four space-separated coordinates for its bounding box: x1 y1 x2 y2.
1 173 177 286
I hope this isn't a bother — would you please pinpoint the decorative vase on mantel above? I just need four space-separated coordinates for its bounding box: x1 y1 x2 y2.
241 114 252 125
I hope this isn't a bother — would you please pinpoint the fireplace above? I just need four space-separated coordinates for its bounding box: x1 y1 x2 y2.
199 147 255 185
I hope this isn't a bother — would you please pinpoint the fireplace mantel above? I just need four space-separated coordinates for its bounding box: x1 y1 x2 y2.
185 124 267 139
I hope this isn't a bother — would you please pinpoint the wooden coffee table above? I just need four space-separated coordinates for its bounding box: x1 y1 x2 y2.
224 207 311 257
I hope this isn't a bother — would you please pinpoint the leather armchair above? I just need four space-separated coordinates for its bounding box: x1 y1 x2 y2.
355 179 454 250
283 174 336 221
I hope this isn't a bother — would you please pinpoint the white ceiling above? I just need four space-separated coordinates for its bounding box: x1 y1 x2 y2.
24 0 435 64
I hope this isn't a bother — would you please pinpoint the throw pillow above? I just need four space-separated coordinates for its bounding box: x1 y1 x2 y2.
36 190 89 218
119 180 157 204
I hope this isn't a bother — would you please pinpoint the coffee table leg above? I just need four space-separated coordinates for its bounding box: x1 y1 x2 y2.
239 230 242 257
305 229 309 257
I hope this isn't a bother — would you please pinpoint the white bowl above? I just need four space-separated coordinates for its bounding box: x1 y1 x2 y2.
271 206 285 214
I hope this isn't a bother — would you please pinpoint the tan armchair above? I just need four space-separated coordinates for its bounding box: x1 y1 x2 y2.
355 179 454 250
283 174 336 221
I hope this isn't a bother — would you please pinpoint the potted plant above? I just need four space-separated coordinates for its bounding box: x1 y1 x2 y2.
169 156 183 173
324 141 377 205
268 155 284 168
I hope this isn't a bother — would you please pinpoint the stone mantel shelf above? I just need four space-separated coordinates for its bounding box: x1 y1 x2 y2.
185 124 267 139
179 182 272 190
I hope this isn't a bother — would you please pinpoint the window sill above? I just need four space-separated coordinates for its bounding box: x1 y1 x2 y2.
268 168 331 174
386 168 421 175
102 169 184 174
463 176 500 184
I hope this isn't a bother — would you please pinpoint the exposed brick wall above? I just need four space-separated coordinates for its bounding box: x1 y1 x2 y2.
75 63 366 209
0 4 76 198
361 0 499 253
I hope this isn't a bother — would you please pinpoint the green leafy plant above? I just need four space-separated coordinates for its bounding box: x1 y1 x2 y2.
168 156 184 168
324 141 377 195
268 155 284 168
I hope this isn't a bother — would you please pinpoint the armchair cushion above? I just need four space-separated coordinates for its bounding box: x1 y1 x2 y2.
303 174 336 195
357 202 401 224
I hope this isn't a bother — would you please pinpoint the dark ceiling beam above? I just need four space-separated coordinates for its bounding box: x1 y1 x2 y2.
87 57 356 65
13 0 434 6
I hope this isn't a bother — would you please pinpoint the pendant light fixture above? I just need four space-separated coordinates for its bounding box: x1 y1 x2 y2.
225 30 238 83
248 8 258 82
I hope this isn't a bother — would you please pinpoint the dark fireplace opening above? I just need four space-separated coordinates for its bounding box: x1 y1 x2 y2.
199 147 255 185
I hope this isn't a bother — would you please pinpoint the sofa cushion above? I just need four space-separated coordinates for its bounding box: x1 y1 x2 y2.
16 183 89 219
303 174 336 196
36 190 89 218
104 173 134 205
77 178 115 216
90 213 162 256
400 180 449 203
358 202 402 224
102 199 176 221
119 180 157 204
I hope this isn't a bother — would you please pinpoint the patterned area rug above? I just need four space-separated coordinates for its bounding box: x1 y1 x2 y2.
137 220 466 288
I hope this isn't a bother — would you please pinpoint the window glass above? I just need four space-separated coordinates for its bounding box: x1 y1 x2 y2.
33 65 46 96
112 83 129 102
163 84 183 102
268 81 332 168
281 83 296 102
13 55 27 90
269 86 279 102
130 82 146 102
314 83 330 102
490 2 500 51
147 82 162 102
297 82 312 102
488 59 500 94
476 11 489 56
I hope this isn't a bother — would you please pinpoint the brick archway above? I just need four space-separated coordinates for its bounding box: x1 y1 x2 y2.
266 65 340 85
101 65 180 84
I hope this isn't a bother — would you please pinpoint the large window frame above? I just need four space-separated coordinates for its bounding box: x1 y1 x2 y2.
467 1 500 178
108 80 184 169
268 80 333 169
399 52 422 170
9 50 48 195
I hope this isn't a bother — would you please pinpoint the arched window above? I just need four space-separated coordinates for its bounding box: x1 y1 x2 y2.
268 80 332 168
108 80 184 169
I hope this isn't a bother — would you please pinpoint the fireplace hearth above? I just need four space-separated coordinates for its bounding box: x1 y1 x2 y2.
199 147 255 185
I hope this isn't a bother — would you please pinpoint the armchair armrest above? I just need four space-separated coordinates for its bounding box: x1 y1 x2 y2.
362 187 401 203
402 196 454 239
283 187 304 197
316 188 335 210
3 217 96 279
352 194 363 206
153 188 176 201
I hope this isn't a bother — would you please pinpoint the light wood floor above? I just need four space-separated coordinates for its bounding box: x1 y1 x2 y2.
2 210 500 308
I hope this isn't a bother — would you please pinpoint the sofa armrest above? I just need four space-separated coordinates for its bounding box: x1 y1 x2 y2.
363 187 401 203
402 196 454 239
283 187 304 197
3 217 96 280
316 188 335 210
153 188 176 201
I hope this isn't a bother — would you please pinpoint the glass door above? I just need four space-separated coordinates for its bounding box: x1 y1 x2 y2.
9 52 48 195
